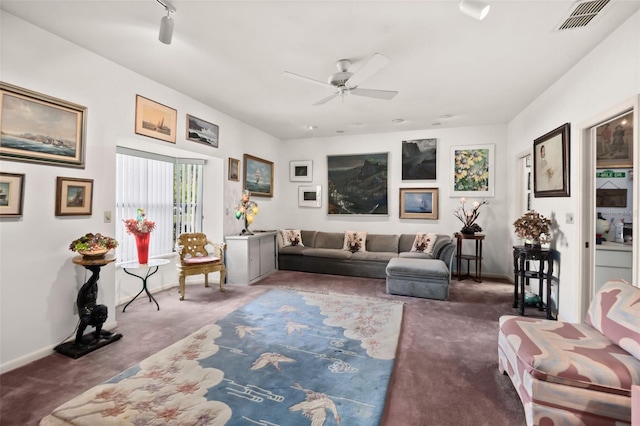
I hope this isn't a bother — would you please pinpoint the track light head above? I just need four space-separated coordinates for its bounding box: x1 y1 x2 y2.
159 13 174 44
459 0 491 20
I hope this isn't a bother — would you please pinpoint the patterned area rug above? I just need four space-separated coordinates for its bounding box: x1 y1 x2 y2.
40 288 404 425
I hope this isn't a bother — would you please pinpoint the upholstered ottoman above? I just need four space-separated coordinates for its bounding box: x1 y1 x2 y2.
386 257 450 300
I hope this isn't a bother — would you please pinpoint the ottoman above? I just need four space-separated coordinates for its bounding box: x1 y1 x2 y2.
386 257 450 300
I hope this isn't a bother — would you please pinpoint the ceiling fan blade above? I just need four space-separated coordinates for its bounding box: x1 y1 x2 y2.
350 88 398 100
345 53 390 88
313 92 340 106
282 71 332 89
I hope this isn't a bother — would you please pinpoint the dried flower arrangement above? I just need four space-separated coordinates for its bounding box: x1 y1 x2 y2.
513 210 552 244
69 232 118 254
123 208 156 236
453 198 489 233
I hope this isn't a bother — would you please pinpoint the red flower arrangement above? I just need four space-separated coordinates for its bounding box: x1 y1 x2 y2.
123 208 156 236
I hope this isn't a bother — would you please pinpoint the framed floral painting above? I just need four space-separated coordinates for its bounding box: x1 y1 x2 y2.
450 144 495 197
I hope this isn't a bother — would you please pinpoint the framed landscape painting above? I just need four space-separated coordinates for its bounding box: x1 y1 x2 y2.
0 82 86 168
450 144 495 197
596 111 633 168
399 188 438 219
327 152 388 215
402 138 437 180
533 123 570 198
186 114 218 148
244 154 273 197
0 172 25 217
135 95 177 144
56 177 93 216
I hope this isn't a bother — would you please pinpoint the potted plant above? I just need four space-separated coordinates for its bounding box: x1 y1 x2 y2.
69 233 118 258
513 210 552 247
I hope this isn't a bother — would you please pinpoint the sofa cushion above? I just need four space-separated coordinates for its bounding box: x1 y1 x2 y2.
351 251 398 262
279 229 304 247
398 251 434 259
343 231 367 253
314 232 345 249
585 279 640 359
279 245 308 255
366 234 399 253
410 232 437 254
301 248 352 260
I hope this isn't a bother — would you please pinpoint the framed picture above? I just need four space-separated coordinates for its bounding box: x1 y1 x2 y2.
533 123 570 198
402 138 437 180
55 177 93 216
0 82 86 168
596 111 633 168
0 172 25 217
327 152 388 215
186 114 219 148
243 154 274 197
450 144 495 197
298 185 322 208
134 95 177 144
228 157 240 181
399 188 439 219
290 160 313 182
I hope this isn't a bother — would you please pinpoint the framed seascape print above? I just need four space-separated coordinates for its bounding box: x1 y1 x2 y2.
533 123 570 198
228 157 240 181
399 188 439 219
298 185 322 208
134 95 177 144
244 154 274 197
402 138 437 180
56 177 93 216
0 82 86 168
596 111 633 168
450 144 495 197
0 172 25 217
327 152 388 215
186 114 219 148
290 160 313 182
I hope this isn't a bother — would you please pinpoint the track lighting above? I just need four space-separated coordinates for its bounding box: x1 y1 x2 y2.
156 0 176 44
458 0 490 20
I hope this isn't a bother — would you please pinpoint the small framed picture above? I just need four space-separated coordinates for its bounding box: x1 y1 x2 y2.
596 111 633 168
399 188 439 219
290 160 313 182
134 95 177 144
56 177 93 216
0 172 25 217
533 123 570 198
186 114 219 148
298 185 322 208
228 157 240 181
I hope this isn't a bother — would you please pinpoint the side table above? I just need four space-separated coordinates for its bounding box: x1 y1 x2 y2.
55 254 123 359
512 245 556 320
120 259 170 312
454 233 484 282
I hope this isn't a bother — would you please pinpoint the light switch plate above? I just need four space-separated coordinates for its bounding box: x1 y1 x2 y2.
104 211 112 223
566 213 574 224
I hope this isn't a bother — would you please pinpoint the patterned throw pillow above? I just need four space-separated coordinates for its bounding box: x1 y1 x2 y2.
279 229 304 248
410 232 438 254
343 231 367 253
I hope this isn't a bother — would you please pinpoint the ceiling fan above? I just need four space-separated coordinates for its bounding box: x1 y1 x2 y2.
282 53 398 105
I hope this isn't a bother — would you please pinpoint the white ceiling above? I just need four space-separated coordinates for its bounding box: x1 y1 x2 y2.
2 0 639 140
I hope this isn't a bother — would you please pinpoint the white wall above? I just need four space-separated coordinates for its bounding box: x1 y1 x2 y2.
507 11 640 322
0 11 280 372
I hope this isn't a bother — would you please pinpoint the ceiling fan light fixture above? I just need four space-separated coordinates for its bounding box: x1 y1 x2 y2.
459 0 490 20
157 0 176 44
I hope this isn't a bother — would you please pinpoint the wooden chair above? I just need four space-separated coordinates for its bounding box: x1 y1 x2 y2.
176 233 226 300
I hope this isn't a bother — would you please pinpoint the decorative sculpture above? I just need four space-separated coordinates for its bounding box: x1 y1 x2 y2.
235 189 259 235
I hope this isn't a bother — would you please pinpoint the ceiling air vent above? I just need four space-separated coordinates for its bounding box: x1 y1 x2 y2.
557 0 611 31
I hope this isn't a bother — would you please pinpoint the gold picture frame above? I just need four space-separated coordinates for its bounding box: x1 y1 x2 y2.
243 154 274 197
228 157 240 181
399 188 439 219
0 172 25 217
596 111 633 168
56 177 93 216
134 95 177 143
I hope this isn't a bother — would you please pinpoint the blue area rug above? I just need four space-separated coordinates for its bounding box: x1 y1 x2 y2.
41 288 404 425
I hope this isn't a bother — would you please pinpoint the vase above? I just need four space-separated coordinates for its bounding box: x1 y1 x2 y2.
460 226 475 235
135 233 150 264
524 238 541 249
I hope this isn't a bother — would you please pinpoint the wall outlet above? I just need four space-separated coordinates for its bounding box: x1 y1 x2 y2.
566 213 574 224
104 211 112 223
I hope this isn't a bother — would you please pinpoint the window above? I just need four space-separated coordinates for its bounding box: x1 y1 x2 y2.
115 147 204 264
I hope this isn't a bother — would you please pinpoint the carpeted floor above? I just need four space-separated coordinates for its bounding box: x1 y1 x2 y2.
0 271 527 425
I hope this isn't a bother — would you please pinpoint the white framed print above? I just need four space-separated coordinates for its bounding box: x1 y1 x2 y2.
290 160 313 182
450 144 495 197
298 185 321 207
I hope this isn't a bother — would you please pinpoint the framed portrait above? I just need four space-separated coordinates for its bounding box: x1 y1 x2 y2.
0 82 86 168
298 185 322 208
134 95 177 143
186 114 219 148
402 138 437 180
55 177 93 216
243 154 274 197
533 123 570 198
0 172 25 217
399 188 439 219
327 152 388 215
228 157 240 181
290 160 313 182
450 144 495 197
595 111 633 168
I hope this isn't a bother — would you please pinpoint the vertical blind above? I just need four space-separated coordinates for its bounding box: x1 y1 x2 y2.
115 148 204 264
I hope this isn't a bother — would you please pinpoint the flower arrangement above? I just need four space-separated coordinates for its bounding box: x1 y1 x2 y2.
123 208 156 236
69 232 118 253
513 210 552 244
453 198 489 233
235 190 259 234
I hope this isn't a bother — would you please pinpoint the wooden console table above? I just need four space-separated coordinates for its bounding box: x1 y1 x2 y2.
454 233 484 282
512 245 556 320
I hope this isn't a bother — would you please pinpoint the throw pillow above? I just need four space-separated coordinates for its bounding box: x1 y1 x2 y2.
411 232 438 254
279 229 304 248
343 231 367 253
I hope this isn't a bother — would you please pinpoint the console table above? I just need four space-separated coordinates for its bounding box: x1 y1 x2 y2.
512 245 556 320
225 231 277 285
454 233 484 282
120 258 170 312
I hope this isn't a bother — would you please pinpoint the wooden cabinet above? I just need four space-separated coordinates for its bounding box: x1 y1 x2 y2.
225 232 277 285
595 242 632 296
